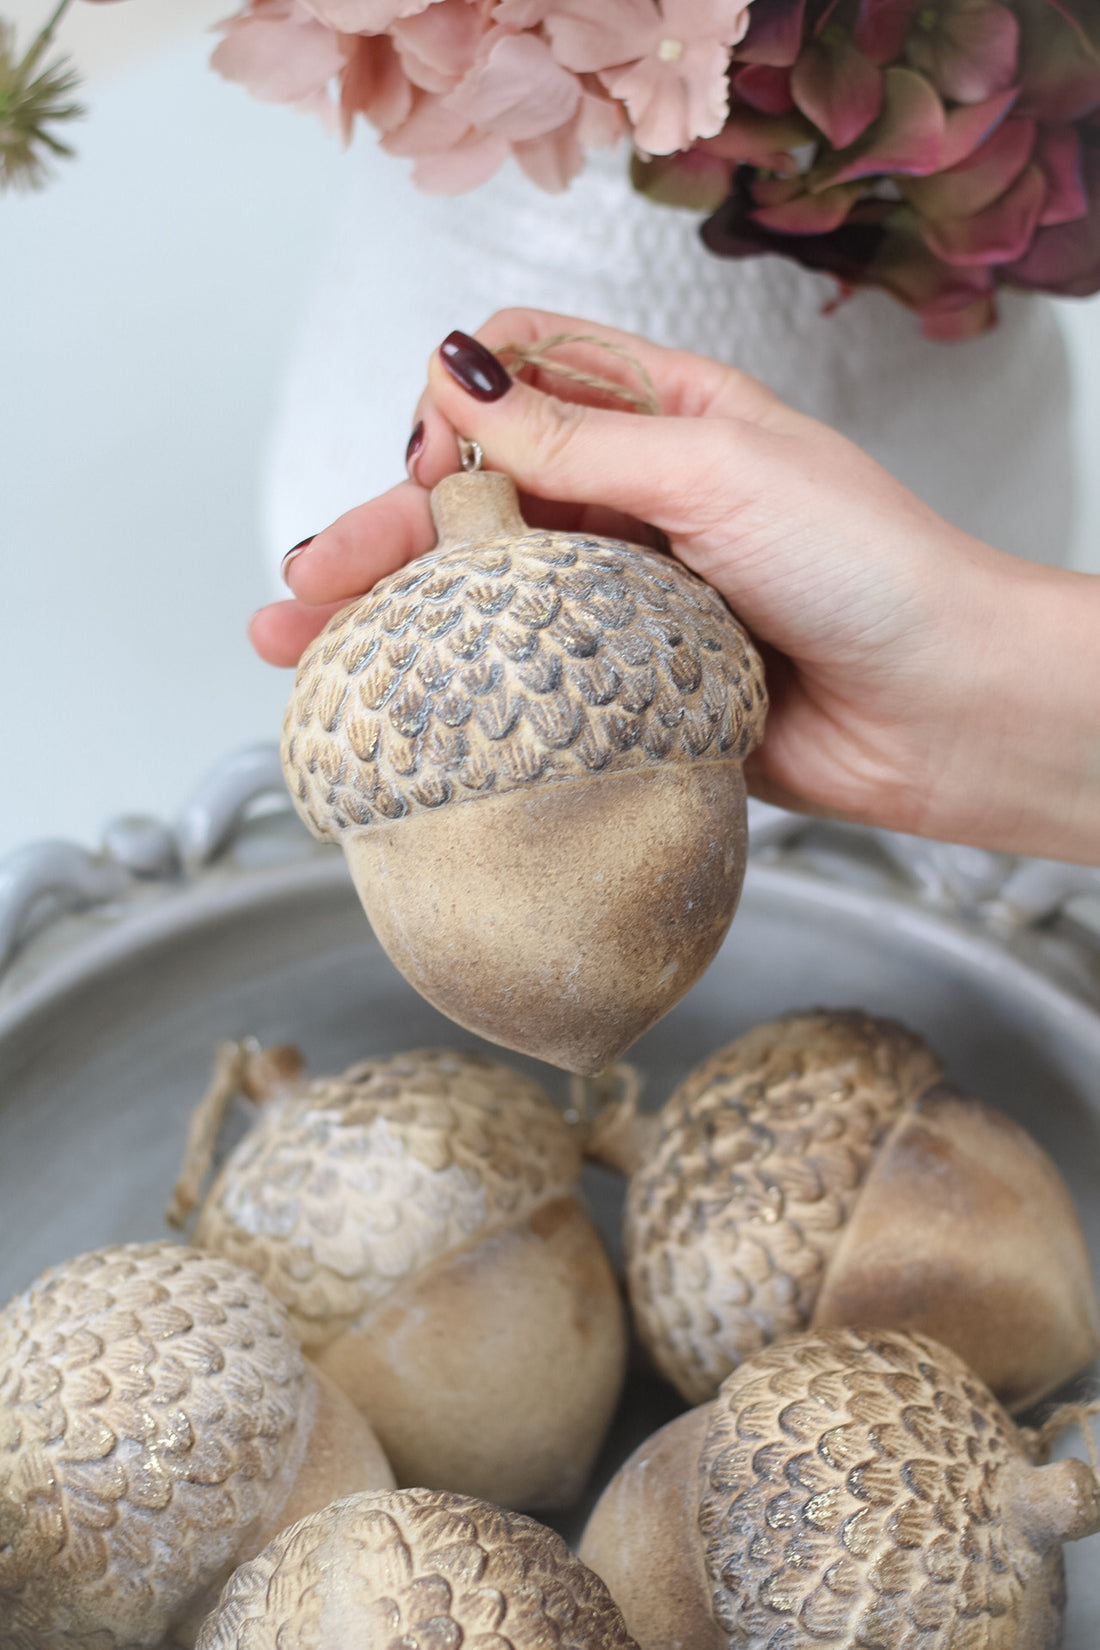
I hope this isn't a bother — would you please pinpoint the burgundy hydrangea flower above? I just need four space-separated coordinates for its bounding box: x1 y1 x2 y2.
639 0 1100 337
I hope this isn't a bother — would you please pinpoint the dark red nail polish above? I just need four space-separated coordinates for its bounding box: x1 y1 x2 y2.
440 331 512 402
281 536 315 582
405 420 425 472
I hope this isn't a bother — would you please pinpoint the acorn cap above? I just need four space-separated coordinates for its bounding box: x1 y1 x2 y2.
193 1049 581 1347
624 1011 942 1402
194 1488 640 1650
0 1242 309 1649
698 1326 1099 1646
282 472 766 840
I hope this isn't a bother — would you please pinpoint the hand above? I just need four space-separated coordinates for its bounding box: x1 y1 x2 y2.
253 309 1100 865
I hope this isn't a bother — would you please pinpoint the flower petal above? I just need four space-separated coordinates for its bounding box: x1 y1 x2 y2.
304 0 432 26
702 104 815 170
920 161 1046 264
391 0 487 93
817 65 946 186
902 115 1034 220
445 30 580 141
412 128 510 192
545 0 660 74
631 147 734 210
732 64 795 115
212 3 344 105
790 37 883 150
734 0 807 68
752 181 864 233
1003 138 1100 293
906 1 1019 106
939 85 1018 167
340 33 414 135
920 296 998 339
381 87 469 154
1036 124 1088 227
603 41 733 154
855 0 920 67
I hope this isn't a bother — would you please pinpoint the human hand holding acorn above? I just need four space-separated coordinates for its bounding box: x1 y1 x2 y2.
589 1010 1100 1411
172 1041 627 1510
0 1243 394 1649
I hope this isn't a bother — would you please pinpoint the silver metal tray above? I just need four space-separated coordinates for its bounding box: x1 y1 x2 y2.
1 750 1098 1644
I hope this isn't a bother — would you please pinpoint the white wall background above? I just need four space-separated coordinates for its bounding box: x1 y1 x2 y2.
1 6 1099 862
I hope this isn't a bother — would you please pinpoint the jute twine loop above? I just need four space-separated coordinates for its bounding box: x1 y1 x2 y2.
496 332 661 417
567 1062 643 1127
1025 1398 1100 1478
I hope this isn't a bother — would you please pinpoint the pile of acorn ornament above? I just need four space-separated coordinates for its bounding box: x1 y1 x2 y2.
1 469 1098 1650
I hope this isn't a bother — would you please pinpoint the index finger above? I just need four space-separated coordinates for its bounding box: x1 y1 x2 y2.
283 479 436 608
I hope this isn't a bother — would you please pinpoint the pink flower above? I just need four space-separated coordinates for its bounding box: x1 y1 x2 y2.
303 0 435 27
340 33 415 135
390 0 492 93
544 0 754 154
212 0 345 119
514 82 626 190
445 28 583 142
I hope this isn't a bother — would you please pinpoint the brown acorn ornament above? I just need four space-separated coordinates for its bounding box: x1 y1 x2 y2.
579 1326 1100 1650
281 468 767 1074
0 1242 394 1650
195 1487 640 1650
589 1010 1100 1411
181 1043 627 1510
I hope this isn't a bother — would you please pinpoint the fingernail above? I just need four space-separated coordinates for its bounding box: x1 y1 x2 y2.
281 536 315 583
440 331 512 402
405 419 425 475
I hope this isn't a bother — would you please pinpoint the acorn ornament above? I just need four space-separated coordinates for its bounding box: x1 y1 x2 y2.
579 1326 1100 1650
0 1242 394 1650
281 460 767 1074
195 1487 640 1650
177 1042 627 1510
589 1009 1100 1411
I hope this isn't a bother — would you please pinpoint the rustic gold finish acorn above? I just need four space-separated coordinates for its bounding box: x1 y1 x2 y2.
281 467 767 1074
179 1043 627 1510
579 1326 1100 1650
589 1009 1100 1411
195 1487 641 1650
0 1242 394 1650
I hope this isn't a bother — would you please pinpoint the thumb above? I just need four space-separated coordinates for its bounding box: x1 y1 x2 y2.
423 331 768 545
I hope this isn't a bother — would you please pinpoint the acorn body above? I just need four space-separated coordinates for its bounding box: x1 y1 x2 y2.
195 1488 640 1650
192 1048 627 1509
0 1243 394 1650
602 1010 1099 1410
282 471 766 1074
579 1327 1100 1650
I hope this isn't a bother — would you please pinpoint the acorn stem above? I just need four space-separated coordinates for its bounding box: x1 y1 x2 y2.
1005 1455 1100 1548
582 1073 658 1175
429 470 527 548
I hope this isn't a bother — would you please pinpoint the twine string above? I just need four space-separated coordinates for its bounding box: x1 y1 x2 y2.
566 1062 643 1127
166 1039 254 1228
1027 1398 1100 1478
495 332 661 417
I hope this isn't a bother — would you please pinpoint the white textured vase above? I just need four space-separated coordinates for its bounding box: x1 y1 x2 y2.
264 144 1073 580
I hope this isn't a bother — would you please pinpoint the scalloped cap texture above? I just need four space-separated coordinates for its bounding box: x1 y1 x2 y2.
0 1243 309 1650
698 1326 1099 1648
194 1488 640 1650
282 478 766 837
624 1011 943 1403
279 471 767 1075
193 1049 580 1344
